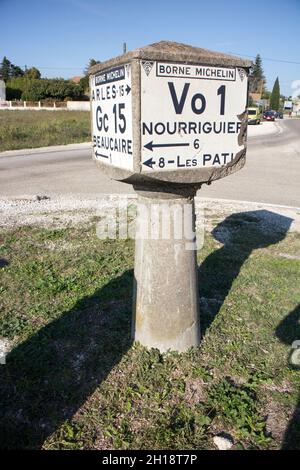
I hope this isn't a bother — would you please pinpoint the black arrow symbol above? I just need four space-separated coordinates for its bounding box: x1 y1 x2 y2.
95 151 109 159
144 141 189 152
143 157 155 169
126 85 131 95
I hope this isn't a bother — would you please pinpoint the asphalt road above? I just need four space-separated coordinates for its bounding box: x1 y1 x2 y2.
1 119 300 207
200 118 300 206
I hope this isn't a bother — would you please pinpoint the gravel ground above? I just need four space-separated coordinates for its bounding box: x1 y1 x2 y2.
1 194 299 235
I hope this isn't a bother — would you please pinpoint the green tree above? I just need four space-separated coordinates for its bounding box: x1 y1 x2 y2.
252 55 265 80
25 67 41 79
250 54 266 93
261 90 271 100
269 77 280 111
11 64 24 78
79 75 89 94
84 58 100 75
25 78 83 101
6 77 84 101
80 58 101 95
5 76 26 99
0 57 12 81
0 57 24 80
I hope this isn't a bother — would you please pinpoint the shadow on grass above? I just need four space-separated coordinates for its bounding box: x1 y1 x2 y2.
198 209 299 449
0 210 295 449
0 270 133 449
198 209 293 336
0 258 9 268
276 304 300 450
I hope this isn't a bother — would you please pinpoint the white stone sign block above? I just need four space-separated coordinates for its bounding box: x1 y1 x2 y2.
91 64 133 170
140 62 248 172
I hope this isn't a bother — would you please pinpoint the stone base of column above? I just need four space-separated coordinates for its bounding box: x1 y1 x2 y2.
132 186 200 353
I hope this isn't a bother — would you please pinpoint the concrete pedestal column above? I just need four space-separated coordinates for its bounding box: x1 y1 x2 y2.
132 186 200 353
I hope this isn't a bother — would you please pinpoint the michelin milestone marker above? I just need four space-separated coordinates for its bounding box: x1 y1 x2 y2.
90 41 251 352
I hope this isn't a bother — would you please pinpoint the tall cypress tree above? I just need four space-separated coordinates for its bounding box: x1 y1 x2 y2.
269 77 280 111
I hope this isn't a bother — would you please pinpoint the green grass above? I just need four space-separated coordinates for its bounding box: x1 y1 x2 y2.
0 110 91 151
0 217 299 450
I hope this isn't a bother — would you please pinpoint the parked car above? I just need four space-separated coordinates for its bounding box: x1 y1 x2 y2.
263 111 275 121
268 110 283 119
247 107 262 124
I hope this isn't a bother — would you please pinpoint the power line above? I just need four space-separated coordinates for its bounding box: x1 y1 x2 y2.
227 52 300 65
32 66 83 70
28 53 300 71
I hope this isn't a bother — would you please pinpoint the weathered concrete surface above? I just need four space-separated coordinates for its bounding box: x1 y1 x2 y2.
89 40 251 75
132 190 200 352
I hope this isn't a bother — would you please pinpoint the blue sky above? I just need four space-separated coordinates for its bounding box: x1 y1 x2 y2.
1 0 299 96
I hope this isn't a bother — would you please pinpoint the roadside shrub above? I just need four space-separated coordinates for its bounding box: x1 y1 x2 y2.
6 77 84 101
